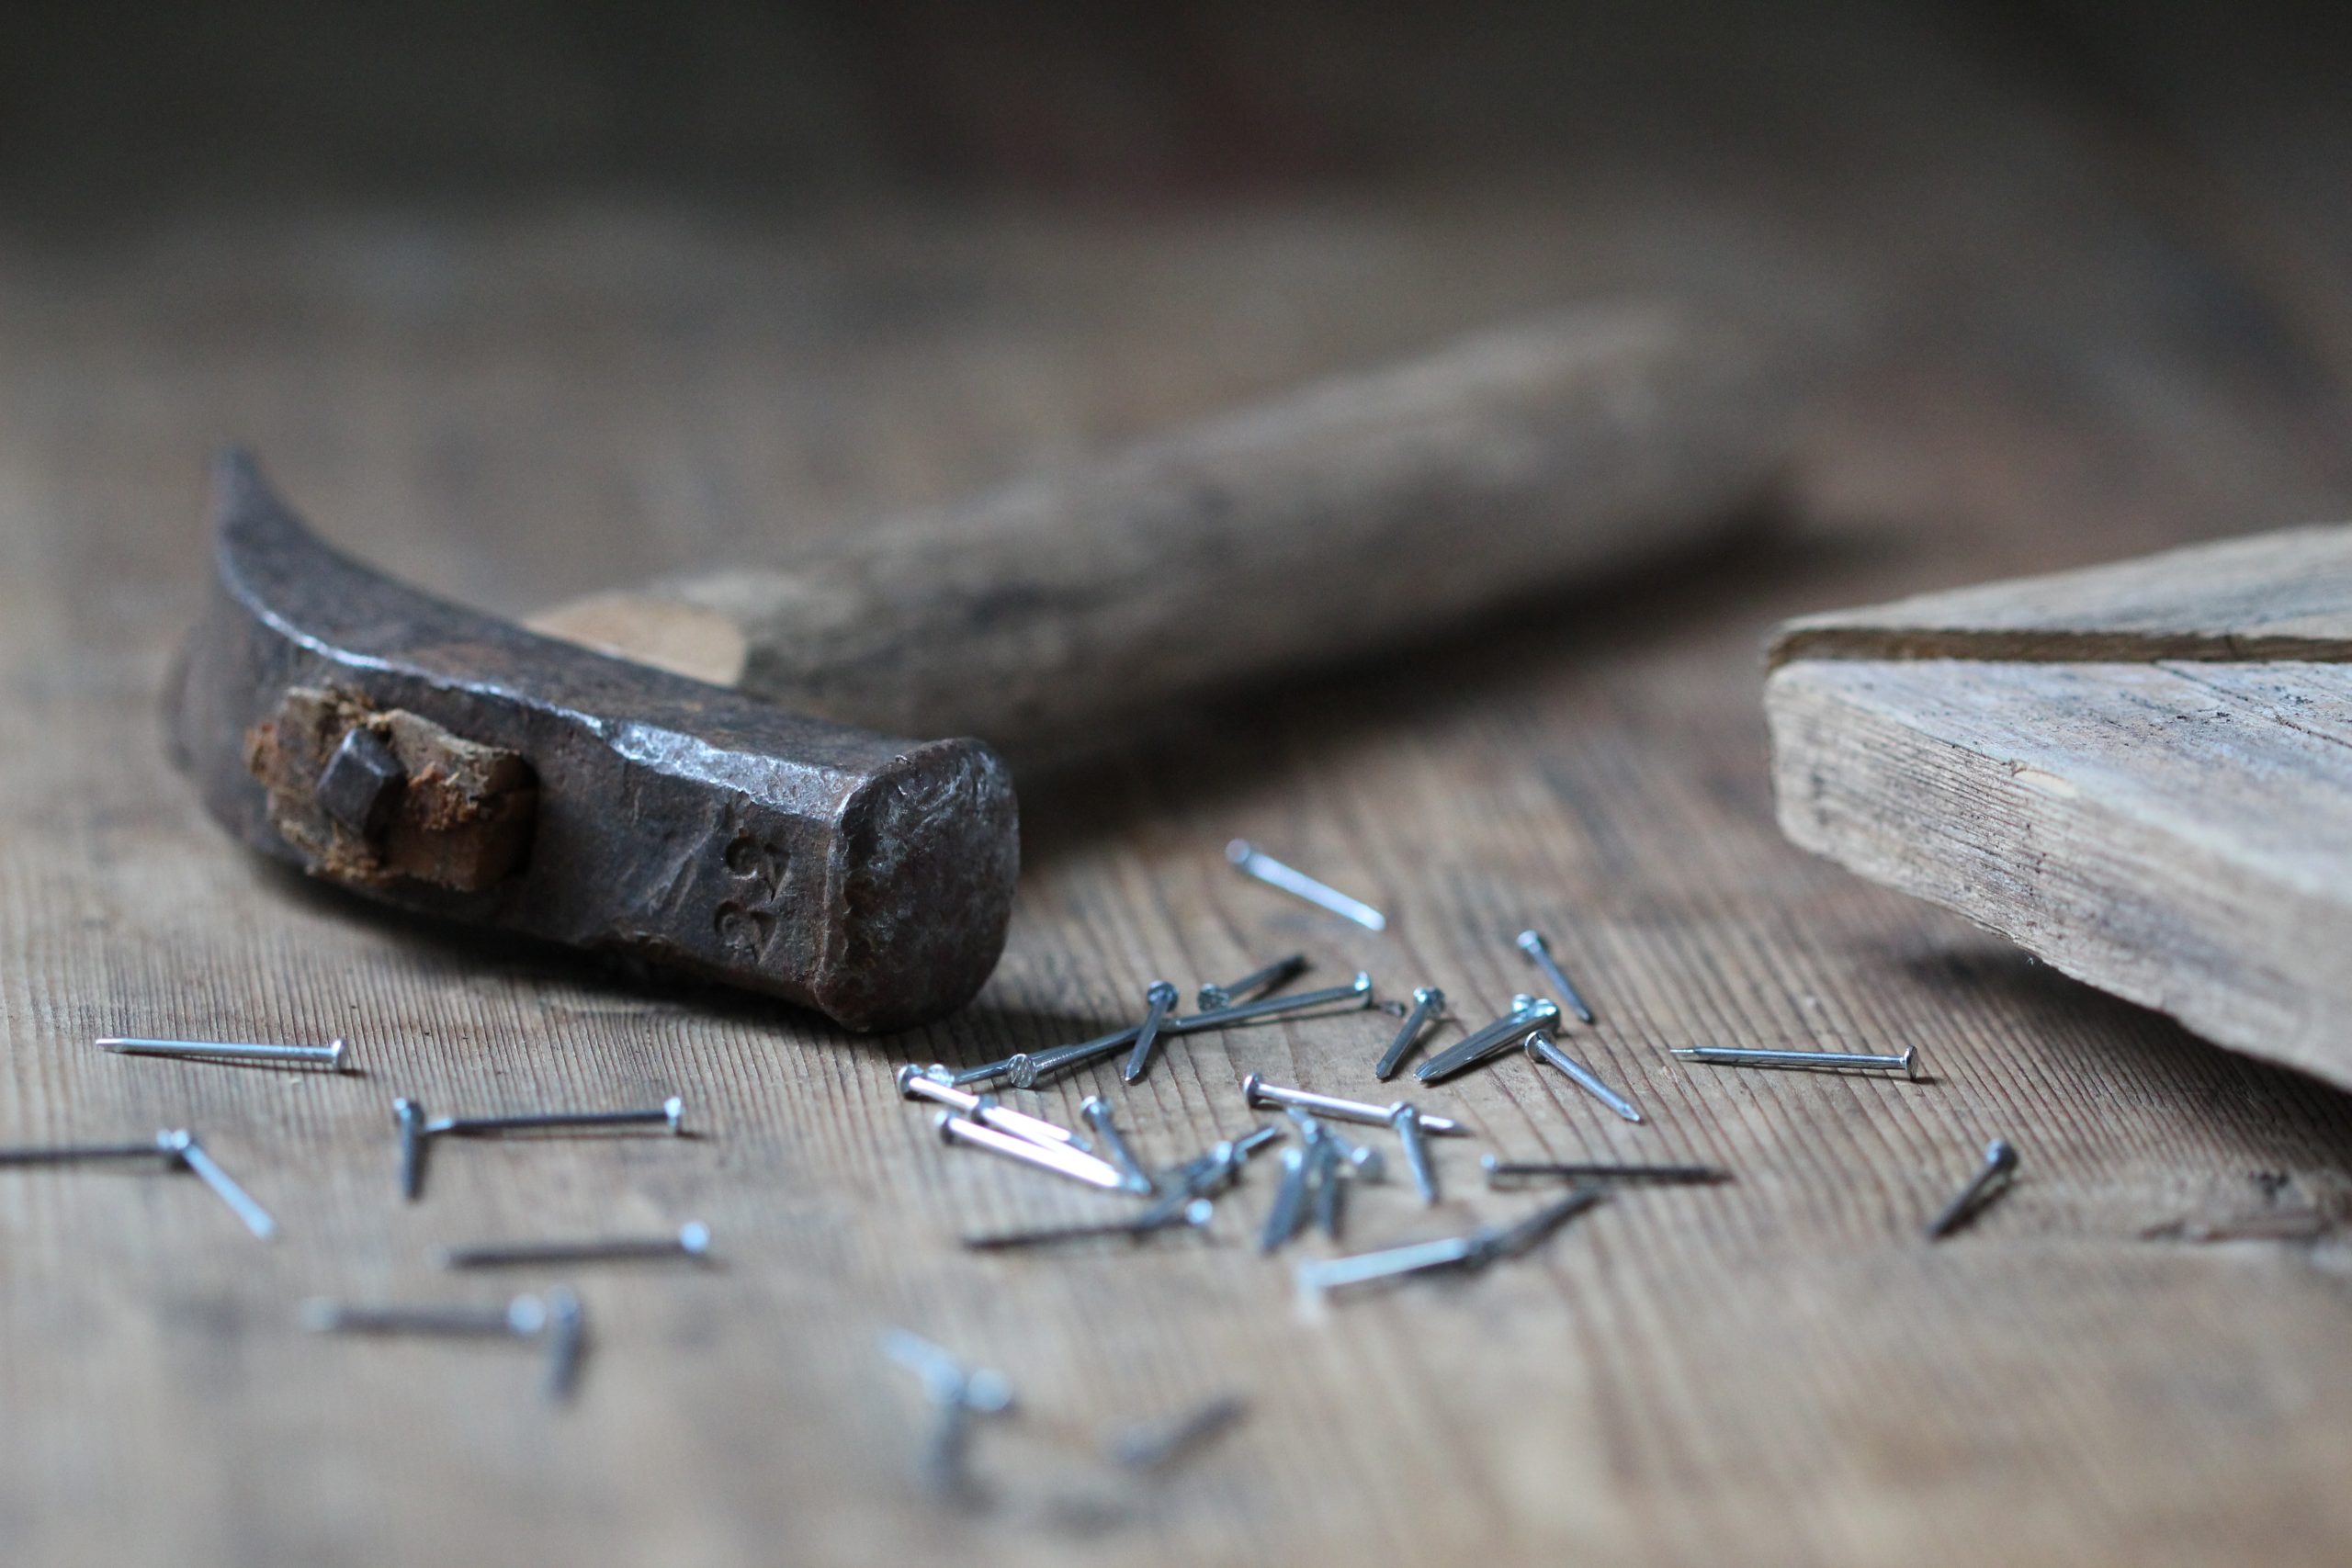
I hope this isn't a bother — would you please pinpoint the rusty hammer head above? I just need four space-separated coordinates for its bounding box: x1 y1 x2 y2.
168 453 1017 1032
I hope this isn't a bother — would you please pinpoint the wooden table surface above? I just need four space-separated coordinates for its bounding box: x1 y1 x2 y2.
6 7 2352 1565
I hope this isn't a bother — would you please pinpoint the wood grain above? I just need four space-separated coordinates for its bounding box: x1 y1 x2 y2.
1770 656 2352 1086
6 6 2352 1568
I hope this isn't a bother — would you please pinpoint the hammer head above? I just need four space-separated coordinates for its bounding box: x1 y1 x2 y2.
170 453 1018 1032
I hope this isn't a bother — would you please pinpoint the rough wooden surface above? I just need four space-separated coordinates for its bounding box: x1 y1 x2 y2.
1773 523 2352 664
8 7 2352 1568
1770 656 2352 1086
529 304 1792 745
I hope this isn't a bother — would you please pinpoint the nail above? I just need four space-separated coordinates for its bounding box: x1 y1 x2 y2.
1107 1393 1249 1472
933 1111 1131 1192
1137 1126 1281 1226
1258 1146 1313 1253
1523 1031 1645 1123
1311 1137 1349 1239
898 1066 1088 1151
1197 954 1308 1011
1516 930 1596 1023
1671 1044 1918 1077
1295 1234 1482 1300
1242 1074 1464 1135
1374 987 1446 1079
1481 1155 1728 1186
1080 1097 1158 1193
98 1035 349 1072
884 1330 1013 1501
956 975 1375 1091
543 1288 587 1404
158 1130 276 1239
1122 981 1182 1084
962 1199 1214 1250
424 1098 685 1136
304 1294 548 1337
1474 1185 1609 1262
437 1222 712 1269
1226 840 1386 931
1392 1104 1438 1203
1925 1138 2018 1240
394 1097 427 1201
1413 997 1558 1083
0 1137 182 1168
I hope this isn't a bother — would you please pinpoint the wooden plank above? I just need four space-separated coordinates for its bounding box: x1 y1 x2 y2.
1770 656 2352 1086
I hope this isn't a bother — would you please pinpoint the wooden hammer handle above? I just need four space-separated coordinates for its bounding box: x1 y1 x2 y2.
530 301 1798 744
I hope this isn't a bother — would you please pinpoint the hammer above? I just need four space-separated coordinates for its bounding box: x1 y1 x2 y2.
170 302 1798 1032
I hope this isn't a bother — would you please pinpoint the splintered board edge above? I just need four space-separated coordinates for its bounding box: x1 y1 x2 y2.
1768 655 2352 1090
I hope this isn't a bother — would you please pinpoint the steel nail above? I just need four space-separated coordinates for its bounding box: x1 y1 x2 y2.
304 1294 548 1337
1672 1044 1918 1077
1374 986 1446 1079
98 1035 350 1072
934 1111 1132 1192
1413 997 1558 1083
543 1288 587 1403
962 1198 1214 1250
1516 930 1596 1024
437 1222 712 1269
1925 1138 2018 1240
158 1130 277 1239
1258 1146 1313 1253
1226 840 1386 931
1241 1074 1464 1135
1523 1031 1645 1123
1481 1155 1728 1185
393 1097 427 1201
424 1098 685 1137
1107 1393 1249 1472
0 1138 183 1168
1079 1096 1158 1193
1197 953 1308 1011
898 1066 1087 1151
1122 981 1182 1084
1392 1103 1438 1203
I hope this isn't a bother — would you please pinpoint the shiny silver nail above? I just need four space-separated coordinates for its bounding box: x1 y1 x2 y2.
1413 996 1558 1083
956 975 1375 1092
98 1035 350 1072
1391 1104 1438 1203
424 1098 684 1137
1374 987 1445 1079
1122 981 1181 1084
898 1066 1088 1151
934 1111 1130 1192
1926 1138 2018 1240
1523 1031 1644 1123
158 1130 277 1239
1516 930 1596 1024
1671 1044 1918 1077
1226 840 1386 931
437 1223 712 1269
1241 1074 1464 1135
1079 1097 1157 1193
1197 954 1308 1011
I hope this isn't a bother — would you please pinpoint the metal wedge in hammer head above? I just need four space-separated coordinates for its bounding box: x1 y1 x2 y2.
168 451 1017 1033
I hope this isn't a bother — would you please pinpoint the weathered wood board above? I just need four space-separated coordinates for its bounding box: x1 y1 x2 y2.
7 6 2352 1568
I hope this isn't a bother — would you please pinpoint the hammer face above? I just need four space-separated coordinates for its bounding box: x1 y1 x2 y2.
171 453 1018 1033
